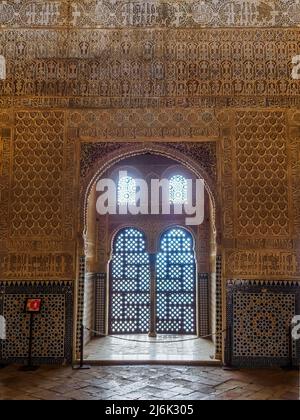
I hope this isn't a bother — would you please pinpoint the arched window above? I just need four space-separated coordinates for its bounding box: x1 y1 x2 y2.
118 175 136 205
156 227 196 334
169 175 188 204
109 228 150 334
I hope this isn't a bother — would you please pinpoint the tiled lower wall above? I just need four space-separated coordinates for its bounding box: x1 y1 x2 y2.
0 280 73 365
215 255 223 356
95 273 107 336
226 280 300 368
83 272 106 341
83 273 95 344
198 273 209 337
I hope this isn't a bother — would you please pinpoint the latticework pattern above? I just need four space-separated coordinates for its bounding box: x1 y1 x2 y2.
156 228 196 334
109 228 150 334
169 175 188 204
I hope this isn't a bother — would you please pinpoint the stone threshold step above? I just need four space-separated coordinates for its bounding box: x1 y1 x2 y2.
79 359 222 367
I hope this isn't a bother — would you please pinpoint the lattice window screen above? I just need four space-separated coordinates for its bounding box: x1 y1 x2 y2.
156 228 196 334
109 228 150 334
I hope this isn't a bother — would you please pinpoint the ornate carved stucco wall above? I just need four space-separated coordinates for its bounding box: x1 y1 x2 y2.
0 0 299 365
1 1 300 28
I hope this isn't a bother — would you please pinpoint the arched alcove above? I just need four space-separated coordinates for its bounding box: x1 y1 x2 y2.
76 143 222 363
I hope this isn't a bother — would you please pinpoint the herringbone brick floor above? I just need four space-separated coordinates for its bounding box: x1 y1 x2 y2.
0 365 298 400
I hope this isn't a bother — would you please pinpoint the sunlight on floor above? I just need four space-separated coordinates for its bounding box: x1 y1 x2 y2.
84 335 218 363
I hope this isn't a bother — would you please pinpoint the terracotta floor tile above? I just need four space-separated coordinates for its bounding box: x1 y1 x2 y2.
0 365 298 400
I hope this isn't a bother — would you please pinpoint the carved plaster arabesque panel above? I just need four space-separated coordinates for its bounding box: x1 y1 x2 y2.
79 141 217 185
0 112 12 241
0 28 299 110
1 1 300 28
234 110 291 239
288 110 300 238
69 108 219 143
225 249 300 279
0 110 76 280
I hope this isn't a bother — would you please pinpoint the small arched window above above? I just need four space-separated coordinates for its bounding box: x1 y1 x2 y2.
118 175 136 205
169 175 188 204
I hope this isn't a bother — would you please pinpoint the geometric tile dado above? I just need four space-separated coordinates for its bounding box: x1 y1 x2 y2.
0 281 73 365
233 292 295 358
3 293 66 359
227 280 300 368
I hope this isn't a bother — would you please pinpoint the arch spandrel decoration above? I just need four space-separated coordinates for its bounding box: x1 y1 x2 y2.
79 142 219 239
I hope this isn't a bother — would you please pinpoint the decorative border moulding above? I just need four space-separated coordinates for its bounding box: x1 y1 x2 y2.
70 108 221 142
2 98 300 110
0 1 300 28
227 279 300 287
225 250 300 279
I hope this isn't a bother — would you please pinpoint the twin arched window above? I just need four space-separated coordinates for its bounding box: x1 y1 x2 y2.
117 174 188 205
110 226 196 335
